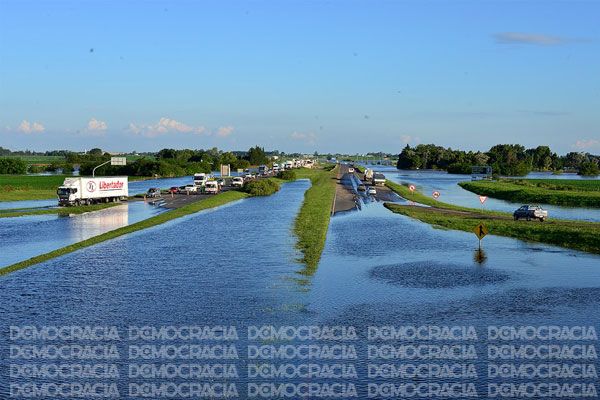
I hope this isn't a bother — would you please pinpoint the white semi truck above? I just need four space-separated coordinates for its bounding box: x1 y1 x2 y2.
57 176 129 206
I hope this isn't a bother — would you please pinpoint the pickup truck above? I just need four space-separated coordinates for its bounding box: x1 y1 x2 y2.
513 205 548 221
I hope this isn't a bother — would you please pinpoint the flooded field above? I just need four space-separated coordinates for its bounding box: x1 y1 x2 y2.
0 202 165 268
1 179 598 398
373 167 600 222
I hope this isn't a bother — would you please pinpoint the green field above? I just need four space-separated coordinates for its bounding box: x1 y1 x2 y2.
2 155 65 164
459 179 600 208
294 167 337 276
0 175 68 201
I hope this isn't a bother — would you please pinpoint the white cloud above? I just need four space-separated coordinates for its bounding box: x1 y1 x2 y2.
493 32 568 46
128 117 205 138
216 126 234 137
290 131 317 145
17 120 45 134
572 139 600 151
87 118 107 131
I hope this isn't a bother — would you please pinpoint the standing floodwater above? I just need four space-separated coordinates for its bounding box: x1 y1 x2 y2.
1 182 599 398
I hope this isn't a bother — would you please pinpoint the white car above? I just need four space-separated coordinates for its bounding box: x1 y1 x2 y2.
204 181 219 194
183 184 198 193
367 187 377 195
231 177 244 187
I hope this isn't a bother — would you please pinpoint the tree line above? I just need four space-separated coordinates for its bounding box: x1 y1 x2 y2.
0 146 273 176
397 144 600 176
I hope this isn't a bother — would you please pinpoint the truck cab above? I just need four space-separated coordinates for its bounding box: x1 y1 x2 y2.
193 173 208 187
57 186 80 206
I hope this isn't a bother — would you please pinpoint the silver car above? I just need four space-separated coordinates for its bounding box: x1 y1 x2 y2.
513 205 548 221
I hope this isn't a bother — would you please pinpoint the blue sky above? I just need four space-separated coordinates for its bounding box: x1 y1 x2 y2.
1 0 599 154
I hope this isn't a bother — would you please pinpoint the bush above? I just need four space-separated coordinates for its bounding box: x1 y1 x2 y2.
277 170 297 180
28 165 45 173
242 179 280 196
0 157 27 174
579 161 600 176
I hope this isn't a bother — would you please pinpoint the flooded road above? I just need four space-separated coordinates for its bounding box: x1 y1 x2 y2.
0 202 166 268
368 166 600 222
1 180 599 398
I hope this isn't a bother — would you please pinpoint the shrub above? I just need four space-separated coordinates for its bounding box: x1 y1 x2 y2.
242 179 280 196
277 170 297 180
579 161 600 176
28 165 45 173
0 157 27 174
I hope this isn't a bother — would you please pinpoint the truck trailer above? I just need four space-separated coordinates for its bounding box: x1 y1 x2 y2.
57 176 128 206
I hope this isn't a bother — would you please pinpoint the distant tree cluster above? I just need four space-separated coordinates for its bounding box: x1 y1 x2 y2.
397 144 600 176
0 157 28 174
78 146 270 177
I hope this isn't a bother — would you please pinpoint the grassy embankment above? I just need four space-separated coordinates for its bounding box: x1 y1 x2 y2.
459 179 600 208
294 166 337 275
0 203 119 218
385 180 600 254
0 190 248 277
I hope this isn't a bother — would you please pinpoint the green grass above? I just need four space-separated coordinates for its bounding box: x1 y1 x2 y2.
0 175 69 201
293 167 337 275
385 179 507 214
0 203 118 218
0 191 248 277
2 155 65 164
384 203 600 254
0 175 157 202
459 179 600 208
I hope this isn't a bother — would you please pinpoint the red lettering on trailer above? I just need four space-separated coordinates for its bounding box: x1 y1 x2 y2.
99 181 124 191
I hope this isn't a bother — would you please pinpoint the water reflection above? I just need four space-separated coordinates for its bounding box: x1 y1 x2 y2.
473 247 487 264
0 180 599 397
0 201 166 268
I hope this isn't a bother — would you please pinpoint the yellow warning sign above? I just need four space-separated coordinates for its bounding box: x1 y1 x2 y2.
473 223 488 240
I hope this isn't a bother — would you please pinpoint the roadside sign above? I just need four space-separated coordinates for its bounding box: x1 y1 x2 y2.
409 184 416 192
111 157 126 166
473 223 488 240
432 191 440 199
479 195 487 204
220 164 230 177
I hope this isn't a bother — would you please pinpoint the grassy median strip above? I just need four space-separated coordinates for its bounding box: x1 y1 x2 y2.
0 203 119 218
384 202 600 254
385 180 600 254
459 179 600 208
385 179 507 215
294 167 337 275
0 190 248 277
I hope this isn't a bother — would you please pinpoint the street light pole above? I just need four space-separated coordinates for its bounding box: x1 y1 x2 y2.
92 160 110 177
